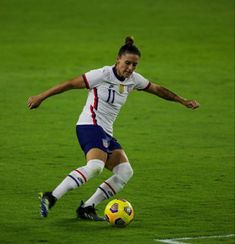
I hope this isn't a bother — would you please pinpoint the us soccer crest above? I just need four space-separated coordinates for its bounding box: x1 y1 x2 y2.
119 84 125 93
102 139 109 148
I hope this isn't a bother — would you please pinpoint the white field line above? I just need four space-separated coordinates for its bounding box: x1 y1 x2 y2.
155 234 235 244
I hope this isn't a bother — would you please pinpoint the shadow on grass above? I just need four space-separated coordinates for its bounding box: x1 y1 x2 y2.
52 217 139 232
54 217 110 229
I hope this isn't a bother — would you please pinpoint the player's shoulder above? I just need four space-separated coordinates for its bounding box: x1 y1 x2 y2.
91 65 113 77
129 71 149 90
131 71 147 81
90 65 112 72
85 65 112 80
98 65 116 81
102 65 113 74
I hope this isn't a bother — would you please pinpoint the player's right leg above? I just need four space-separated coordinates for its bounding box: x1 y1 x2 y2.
39 125 109 218
52 151 106 200
39 150 106 218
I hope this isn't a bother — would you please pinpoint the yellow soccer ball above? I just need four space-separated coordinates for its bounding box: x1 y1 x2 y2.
104 199 134 227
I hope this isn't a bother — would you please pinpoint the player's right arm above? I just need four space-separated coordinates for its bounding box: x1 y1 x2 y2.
27 76 86 109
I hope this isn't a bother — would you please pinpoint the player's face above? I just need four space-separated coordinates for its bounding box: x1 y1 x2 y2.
116 53 139 78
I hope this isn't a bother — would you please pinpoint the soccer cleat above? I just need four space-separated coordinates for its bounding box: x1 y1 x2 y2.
39 192 56 217
76 201 105 221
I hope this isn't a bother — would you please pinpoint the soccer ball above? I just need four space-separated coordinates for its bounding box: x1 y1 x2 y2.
104 199 134 227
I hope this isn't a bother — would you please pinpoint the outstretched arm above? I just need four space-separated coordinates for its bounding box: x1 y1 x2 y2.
27 76 86 109
145 82 199 109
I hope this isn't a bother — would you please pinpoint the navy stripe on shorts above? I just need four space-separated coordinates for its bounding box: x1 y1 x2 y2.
76 125 122 155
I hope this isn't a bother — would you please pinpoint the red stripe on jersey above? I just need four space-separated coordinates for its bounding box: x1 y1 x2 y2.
93 88 98 110
75 169 87 182
104 181 116 195
90 105 97 125
82 74 90 89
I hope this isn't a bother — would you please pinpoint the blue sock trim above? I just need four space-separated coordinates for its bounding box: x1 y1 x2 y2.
76 177 83 185
68 175 80 187
98 186 109 199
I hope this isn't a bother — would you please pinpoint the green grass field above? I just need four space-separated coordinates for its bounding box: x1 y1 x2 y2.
0 0 234 243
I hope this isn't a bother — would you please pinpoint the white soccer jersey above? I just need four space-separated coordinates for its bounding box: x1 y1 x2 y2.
77 65 150 136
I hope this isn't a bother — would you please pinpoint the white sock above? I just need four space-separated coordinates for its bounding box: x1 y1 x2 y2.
52 159 104 200
84 162 133 207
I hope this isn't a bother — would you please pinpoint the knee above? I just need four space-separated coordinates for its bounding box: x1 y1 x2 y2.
124 163 134 180
86 159 105 177
112 162 133 183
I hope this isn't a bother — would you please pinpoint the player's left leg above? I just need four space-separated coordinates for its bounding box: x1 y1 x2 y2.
81 149 133 208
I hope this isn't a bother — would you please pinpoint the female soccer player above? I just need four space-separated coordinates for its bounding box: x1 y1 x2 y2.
28 36 199 220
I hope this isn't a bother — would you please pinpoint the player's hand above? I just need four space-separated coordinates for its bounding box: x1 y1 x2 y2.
27 95 43 109
183 100 200 109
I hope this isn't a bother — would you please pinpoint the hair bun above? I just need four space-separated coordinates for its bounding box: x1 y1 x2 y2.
125 36 134 46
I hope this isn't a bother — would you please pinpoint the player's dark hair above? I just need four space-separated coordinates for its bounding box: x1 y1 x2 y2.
118 36 141 57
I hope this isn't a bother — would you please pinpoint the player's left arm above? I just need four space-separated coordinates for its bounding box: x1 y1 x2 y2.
145 82 200 109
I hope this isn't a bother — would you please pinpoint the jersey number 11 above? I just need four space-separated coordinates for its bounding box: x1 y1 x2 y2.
106 89 115 104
